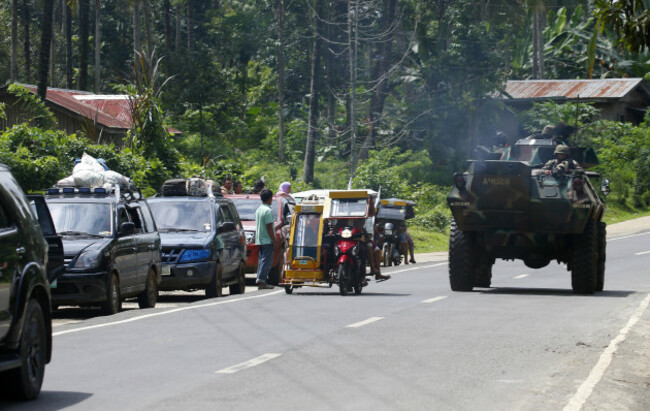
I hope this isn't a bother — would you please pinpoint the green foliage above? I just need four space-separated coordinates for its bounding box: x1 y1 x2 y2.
579 119 650 207
352 148 434 198
7 84 57 129
520 101 601 134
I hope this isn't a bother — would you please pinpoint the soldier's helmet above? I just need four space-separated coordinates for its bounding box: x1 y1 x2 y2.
554 144 570 156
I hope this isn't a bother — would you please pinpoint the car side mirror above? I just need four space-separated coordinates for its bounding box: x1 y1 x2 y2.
600 178 611 197
119 222 135 236
218 221 236 233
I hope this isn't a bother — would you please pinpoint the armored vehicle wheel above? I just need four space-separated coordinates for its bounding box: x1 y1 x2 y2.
571 218 598 294
474 255 494 288
596 221 606 292
449 219 475 292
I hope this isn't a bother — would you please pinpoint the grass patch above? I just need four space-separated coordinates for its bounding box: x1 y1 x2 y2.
603 202 650 225
410 227 449 253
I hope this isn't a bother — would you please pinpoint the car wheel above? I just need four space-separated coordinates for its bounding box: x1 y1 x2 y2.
206 264 223 298
138 267 158 309
229 263 246 295
3 299 47 400
268 253 284 285
101 273 121 315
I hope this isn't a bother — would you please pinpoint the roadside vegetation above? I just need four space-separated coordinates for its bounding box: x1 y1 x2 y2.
2 2 650 253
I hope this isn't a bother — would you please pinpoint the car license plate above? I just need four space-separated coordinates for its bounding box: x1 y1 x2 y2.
50 279 57 288
161 264 171 276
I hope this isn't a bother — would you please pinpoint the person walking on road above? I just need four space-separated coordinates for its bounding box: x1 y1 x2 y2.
255 189 279 289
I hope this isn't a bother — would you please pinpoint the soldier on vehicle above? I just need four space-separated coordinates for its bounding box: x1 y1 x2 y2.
542 144 582 177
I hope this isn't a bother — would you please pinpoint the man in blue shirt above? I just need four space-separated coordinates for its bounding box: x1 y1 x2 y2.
255 189 279 289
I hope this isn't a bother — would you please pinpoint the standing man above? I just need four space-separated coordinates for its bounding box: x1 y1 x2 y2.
221 177 234 194
233 181 243 194
543 145 582 177
255 189 278 289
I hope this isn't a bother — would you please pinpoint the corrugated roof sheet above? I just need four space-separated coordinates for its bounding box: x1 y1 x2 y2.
22 86 181 134
25 85 132 129
503 78 645 100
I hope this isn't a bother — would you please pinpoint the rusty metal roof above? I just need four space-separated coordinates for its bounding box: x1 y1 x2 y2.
503 78 646 100
20 85 181 134
25 85 132 129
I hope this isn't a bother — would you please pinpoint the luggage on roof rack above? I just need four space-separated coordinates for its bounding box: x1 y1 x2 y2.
160 178 219 197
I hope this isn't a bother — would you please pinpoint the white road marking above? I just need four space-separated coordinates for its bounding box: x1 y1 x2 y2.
215 353 281 374
608 232 650 241
563 292 650 411
390 262 446 274
634 251 650 255
513 274 529 279
422 296 448 304
53 290 283 337
346 317 384 328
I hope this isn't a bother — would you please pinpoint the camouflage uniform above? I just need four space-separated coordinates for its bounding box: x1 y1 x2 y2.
542 145 582 176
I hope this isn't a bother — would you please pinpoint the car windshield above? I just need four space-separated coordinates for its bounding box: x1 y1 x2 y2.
231 198 279 221
148 200 213 232
330 198 367 217
48 202 112 237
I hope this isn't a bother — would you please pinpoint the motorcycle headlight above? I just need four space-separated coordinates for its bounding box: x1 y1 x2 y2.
180 249 211 263
341 228 353 239
244 230 255 244
70 250 102 270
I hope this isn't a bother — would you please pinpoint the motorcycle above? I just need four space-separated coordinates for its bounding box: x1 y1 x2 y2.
333 225 366 296
382 222 402 266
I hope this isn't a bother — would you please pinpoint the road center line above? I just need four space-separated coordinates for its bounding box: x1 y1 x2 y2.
215 353 281 374
634 251 650 255
390 262 446 274
563 292 650 411
346 317 384 328
422 296 448 304
53 290 283 337
514 274 529 279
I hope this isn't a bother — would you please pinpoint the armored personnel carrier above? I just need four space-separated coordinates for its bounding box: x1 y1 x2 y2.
447 134 610 294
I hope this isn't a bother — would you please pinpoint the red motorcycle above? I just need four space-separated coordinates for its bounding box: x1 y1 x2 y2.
334 226 366 296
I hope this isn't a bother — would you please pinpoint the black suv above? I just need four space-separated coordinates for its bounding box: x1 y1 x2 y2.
45 186 162 315
0 164 52 400
147 186 246 297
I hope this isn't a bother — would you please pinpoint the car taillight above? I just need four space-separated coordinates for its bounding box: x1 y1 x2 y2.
454 173 466 189
572 177 584 191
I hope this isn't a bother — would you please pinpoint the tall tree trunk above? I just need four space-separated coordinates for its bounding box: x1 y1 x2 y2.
359 0 397 160
64 0 72 88
143 0 154 53
11 0 18 82
164 0 171 51
94 0 101 92
302 0 323 183
175 6 181 53
133 0 141 58
276 0 286 161
187 0 192 52
37 0 54 100
532 7 545 79
23 0 32 84
325 1 336 145
50 0 57 87
79 0 89 90
348 0 359 175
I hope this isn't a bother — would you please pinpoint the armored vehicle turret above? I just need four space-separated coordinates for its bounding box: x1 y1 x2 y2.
447 133 610 294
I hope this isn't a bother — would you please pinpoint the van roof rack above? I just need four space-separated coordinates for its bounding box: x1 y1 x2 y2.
46 185 143 202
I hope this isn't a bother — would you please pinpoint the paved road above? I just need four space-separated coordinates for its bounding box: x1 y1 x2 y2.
2 222 649 410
